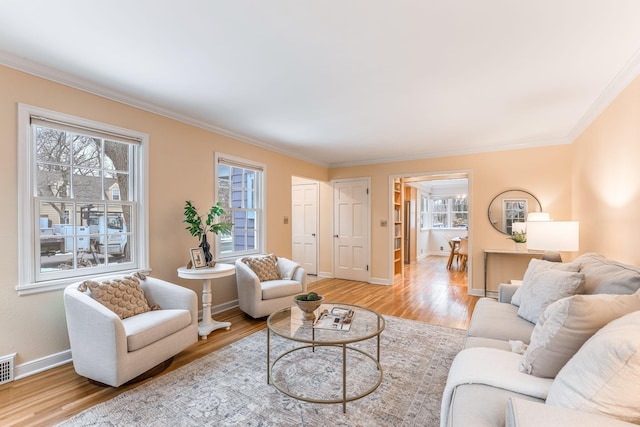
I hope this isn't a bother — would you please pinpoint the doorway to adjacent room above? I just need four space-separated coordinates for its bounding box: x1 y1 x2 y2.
390 172 470 291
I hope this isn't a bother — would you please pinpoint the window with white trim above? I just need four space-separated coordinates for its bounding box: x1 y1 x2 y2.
430 196 468 229
420 194 429 230
215 154 265 258
17 104 148 294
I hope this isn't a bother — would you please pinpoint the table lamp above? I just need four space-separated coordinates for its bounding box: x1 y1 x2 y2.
526 220 579 262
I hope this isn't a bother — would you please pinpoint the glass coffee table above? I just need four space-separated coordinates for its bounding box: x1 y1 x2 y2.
266 303 385 413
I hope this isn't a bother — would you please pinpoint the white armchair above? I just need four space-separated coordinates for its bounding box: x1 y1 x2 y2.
63 275 198 387
235 256 307 318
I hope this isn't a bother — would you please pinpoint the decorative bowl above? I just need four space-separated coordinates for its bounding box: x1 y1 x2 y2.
293 294 324 320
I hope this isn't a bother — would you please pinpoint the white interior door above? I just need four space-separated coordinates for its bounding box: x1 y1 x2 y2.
333 179 370 281
292 183 318 275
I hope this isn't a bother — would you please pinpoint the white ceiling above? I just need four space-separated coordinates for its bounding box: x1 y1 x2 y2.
1 1 640 167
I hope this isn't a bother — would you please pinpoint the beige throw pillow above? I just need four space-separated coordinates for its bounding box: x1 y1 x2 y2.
521 294 640 378
242 254 281 281
516 269 584 324
78 275 153 319
546 311 640 424
511 259 580 307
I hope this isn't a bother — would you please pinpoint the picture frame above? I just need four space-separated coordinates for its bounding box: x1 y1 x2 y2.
189 247 207 269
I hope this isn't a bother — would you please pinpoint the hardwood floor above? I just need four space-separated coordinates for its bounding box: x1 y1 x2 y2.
0 255 477 427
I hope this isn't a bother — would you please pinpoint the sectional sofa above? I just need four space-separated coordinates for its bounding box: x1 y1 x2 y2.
441 253 640 426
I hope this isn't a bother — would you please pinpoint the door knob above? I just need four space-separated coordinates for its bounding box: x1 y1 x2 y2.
312 233 316 237
334 234 339 238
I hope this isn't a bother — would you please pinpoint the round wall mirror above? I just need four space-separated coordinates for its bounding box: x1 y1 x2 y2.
488 189 542 235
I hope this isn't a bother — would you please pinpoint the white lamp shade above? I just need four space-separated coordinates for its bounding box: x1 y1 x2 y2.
526 221 579 252
527 212 552 221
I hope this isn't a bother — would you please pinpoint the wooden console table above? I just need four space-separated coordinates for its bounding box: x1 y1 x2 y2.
483 250 543 296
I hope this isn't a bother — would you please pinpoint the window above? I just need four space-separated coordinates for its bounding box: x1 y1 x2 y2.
18 104 148 294
430 198 448 228
215 154 265 258
451 197 469 228
420 194 429 230
430 196 468 229
111 186 121 201
503 199 527 235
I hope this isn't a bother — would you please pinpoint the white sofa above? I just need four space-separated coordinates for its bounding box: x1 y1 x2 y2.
64 275 198 387
441 253 640 426
235 255 307 318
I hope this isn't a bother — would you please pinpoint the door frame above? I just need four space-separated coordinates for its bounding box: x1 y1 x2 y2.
388 170 472 292
332 177 371 282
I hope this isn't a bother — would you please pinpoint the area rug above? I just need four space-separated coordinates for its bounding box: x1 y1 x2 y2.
56 316 466 426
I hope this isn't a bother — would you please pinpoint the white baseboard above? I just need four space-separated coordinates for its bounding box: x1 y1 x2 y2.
15 349 72 381
317 271 333 278
369 277 392 285
469 289 486 297
207 299 238 318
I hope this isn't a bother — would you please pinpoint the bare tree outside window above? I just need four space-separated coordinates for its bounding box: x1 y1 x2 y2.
35 125 134 274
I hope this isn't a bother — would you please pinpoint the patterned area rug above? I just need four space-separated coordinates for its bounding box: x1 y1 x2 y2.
56 316 466 426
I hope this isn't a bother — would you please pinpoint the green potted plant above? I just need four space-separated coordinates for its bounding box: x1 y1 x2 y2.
507 230 527 251
183 200 232 267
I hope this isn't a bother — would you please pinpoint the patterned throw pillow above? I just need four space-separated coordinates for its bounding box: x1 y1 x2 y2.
242 254 281 281
78 274 154 319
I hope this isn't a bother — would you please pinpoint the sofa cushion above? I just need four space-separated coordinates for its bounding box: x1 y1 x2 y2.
516 269 584 324
78 276 154 319
506 398 638 427
521 294 640 378
122 309 192 352
511 259 580 307
546 311 640 424
467 298 535 344
449 384 544 427
261 279 304 300
574 253 640 295
464 336 513 351
242 254 281 281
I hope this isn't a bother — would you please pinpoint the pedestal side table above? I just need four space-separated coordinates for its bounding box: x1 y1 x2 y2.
177 263 235 339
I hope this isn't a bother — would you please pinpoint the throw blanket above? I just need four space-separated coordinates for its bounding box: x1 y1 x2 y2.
440 347 553 427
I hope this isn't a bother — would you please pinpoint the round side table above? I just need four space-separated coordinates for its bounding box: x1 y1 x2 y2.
177 263 235 339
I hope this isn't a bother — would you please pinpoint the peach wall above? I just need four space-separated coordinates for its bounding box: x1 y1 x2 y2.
571 74 640 264
0 65 327 367
2 58 638 374
330 144 573 293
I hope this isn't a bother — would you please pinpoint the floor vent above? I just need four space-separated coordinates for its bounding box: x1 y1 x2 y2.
0 353 16 385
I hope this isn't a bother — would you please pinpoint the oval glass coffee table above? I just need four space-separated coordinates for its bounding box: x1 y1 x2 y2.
266 303 385 413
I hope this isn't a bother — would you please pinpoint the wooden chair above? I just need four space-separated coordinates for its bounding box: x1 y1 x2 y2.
458 237 469 271
445 236 460 270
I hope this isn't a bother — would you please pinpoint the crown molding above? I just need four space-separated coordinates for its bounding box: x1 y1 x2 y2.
327 136 571 168
566 46 640 143
3 46 639 170
0 50 328 168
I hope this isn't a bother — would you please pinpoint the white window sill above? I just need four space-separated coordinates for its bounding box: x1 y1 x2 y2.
16 267 152 296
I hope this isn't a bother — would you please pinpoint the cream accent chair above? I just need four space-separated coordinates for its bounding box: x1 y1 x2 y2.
235 256 307 318
63 275 198 387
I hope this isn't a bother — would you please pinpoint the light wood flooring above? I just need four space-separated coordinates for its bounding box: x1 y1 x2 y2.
0 255 477 427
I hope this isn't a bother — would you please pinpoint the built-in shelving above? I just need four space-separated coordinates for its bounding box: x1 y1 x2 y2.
393 179 403 277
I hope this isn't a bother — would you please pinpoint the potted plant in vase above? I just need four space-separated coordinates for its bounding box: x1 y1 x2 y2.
183 200 232 267
508 230 527 251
